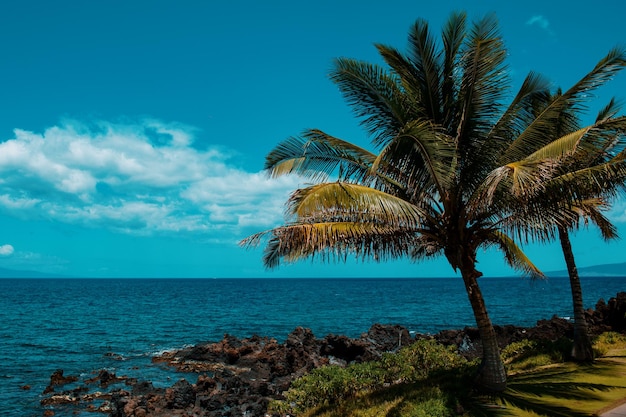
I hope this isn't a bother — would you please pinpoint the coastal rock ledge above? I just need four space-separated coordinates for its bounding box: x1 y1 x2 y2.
40 293 626 417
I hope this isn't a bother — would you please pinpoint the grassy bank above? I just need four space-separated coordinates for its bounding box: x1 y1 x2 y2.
269 332 626 416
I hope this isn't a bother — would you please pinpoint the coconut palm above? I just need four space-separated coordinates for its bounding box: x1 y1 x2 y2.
242 12 626 391
527 96 626 362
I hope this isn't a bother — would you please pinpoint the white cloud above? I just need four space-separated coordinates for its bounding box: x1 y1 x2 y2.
0 119 301 239
525 15 556 37
526 15 550 30
0 244 14 256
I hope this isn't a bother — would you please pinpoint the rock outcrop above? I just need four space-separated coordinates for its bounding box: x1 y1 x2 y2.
39 292 626 416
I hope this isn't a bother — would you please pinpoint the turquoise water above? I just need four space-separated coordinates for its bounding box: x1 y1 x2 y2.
1 276 625 416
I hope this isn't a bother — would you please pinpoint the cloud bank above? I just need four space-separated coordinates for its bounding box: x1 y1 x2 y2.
0 119 299 240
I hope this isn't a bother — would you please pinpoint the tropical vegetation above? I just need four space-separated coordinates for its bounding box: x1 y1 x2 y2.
242 11 626 392
267 332 626 416
518 91 626 361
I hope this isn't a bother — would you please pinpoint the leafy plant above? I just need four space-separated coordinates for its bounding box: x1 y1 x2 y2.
501 338 569 372
268 339 467 415
593 331 626 357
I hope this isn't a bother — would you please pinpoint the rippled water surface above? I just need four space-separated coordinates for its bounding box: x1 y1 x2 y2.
1 277 625 416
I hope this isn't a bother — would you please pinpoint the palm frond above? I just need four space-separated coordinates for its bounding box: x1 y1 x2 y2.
504 47 626 162
545 157 626 208
246 222 419 269
483 230 544 278
407 17 443 123
441 11 466 130
372 119 456 204
576 115 626 162
330 58 406 147
525 126 591 162
489 72 552 158
475 125 597 211
286 182 427 228
455 13 508 145
265 129 377 183
596 97 623 122
574 198 618 240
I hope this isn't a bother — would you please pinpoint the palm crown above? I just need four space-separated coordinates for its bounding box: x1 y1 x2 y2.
242 12 626 391
244 13 624 274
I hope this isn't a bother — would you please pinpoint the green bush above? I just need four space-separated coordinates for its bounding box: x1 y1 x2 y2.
501 339 538 363
380 339 466 383
593 332 626 357
269 339 467 415
501 338 568 371
395 387 456 417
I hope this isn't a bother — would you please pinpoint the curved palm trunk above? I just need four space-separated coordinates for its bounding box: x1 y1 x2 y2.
459 254 507 392
557 226 594 362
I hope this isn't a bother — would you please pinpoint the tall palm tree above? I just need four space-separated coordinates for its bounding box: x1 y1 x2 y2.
526 96 626 362
242 12 626 391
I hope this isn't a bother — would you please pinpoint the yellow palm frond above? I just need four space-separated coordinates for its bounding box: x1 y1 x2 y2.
241 222 420 269
287 182 427 228
484 231 544 279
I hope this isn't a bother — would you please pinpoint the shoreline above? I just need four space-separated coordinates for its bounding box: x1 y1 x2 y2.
38 292 626 416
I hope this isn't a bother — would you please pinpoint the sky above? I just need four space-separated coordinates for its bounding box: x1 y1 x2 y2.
0 0 625 278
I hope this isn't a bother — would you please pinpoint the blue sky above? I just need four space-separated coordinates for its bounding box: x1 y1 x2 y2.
0 0 624 278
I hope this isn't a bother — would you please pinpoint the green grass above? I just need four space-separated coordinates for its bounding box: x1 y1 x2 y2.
270 332 626 417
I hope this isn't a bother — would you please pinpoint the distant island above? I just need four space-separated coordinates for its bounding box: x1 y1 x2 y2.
0 262 623 279
0 267 68 279
548 261 626 278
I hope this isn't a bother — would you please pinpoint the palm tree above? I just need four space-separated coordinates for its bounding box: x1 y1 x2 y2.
242 12 626 391
527 96 626 362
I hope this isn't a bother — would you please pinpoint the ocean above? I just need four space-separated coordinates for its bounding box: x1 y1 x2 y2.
1 276 625 416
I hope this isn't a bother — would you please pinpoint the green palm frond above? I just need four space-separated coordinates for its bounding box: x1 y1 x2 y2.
475 158 557 209
455 13 508 145
441 11 466 130
373 119 456 200
596 97 623 122
488 72 552 160
330 58 407 147
504 47 626 162
572 198 618 240
576 116 626 162
473 122 614 212
406 17 443 123
265 129 378 183
544 157 626 209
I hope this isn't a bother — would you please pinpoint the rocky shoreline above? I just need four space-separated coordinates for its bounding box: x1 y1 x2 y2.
40 292 626 417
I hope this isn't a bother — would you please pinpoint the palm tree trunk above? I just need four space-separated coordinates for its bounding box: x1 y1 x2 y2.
557 226 594 362
459 255 507 392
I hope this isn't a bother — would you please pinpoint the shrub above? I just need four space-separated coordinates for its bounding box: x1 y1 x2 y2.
269 339 467 415
501 339 538 364
380 339 466 383
501 338 568 372
395 387 456 417
593 332 626 357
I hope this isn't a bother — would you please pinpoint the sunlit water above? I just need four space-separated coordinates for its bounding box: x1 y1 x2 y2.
1 276 625 416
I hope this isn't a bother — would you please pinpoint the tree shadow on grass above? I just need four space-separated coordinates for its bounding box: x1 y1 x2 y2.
304 361 625 417
470 363 623 417
305 376 464 417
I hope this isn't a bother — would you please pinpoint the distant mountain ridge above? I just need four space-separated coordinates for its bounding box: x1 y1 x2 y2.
548 261 626 277
0 267 68 278
0 263 623 279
